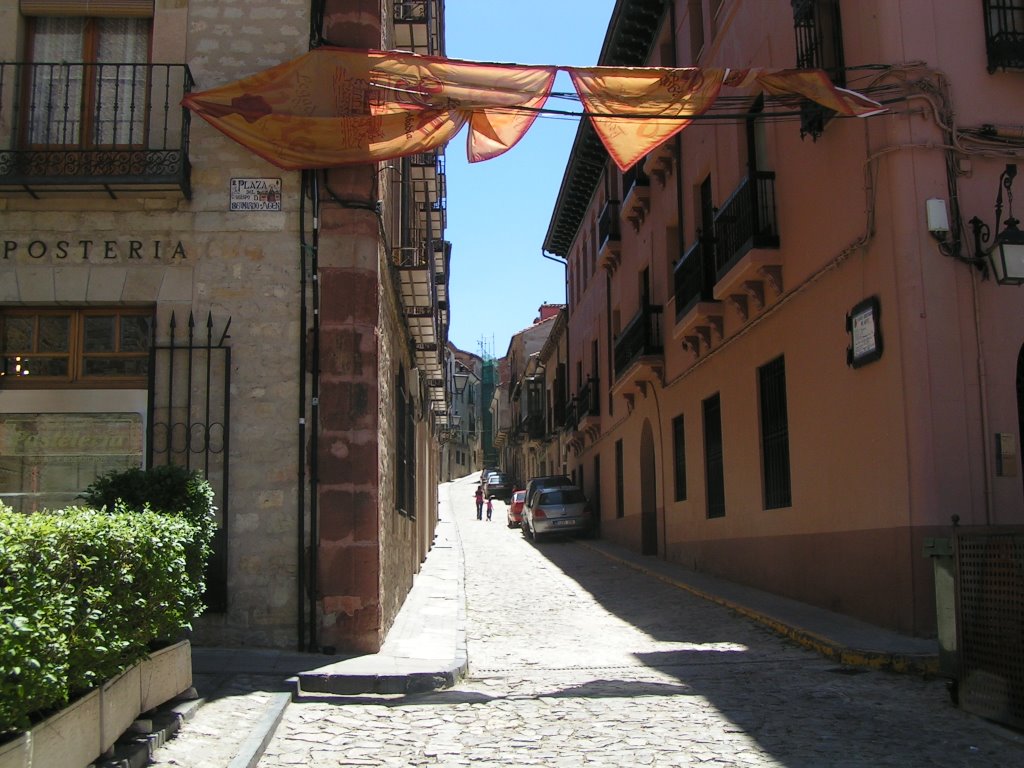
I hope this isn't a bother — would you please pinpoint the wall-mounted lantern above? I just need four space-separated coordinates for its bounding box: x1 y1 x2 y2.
970 164 1024 286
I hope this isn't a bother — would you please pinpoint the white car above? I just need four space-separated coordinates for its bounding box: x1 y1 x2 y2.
522 485 591 541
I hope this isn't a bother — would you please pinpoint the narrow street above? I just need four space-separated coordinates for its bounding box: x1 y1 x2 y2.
257 476 1024 767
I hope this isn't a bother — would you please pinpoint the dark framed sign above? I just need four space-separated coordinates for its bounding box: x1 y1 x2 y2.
846 296 883 368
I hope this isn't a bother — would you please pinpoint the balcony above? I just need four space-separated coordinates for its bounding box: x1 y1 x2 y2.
575 376 600 440
393 1 442 55
622 163 651 230
522 410 545 441
597 199 622 272
0 62 192 199
612 304 663 406
672 237 718 323
712 172 782 319
984 0 1024 71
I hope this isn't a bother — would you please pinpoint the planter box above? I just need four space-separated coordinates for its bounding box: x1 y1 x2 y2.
0 640 192 768
140 640 192 713
0 732 29 768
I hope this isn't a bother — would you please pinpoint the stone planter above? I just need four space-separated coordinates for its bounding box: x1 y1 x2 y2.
0 732 30 768
0 640 192 768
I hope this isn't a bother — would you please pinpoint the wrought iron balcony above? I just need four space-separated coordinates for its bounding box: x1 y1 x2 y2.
0 62 192 198
562 395 578 432
522 410 545 441
576 376 599 420
598 199 622 271
614 304 663 379
984 0 1024 71
713 171 779 279
673 238 717 322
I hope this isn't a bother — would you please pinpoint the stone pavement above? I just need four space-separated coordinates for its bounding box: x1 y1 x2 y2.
143 474 954 767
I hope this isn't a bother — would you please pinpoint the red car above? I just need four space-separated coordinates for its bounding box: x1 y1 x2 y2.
507 489 525 528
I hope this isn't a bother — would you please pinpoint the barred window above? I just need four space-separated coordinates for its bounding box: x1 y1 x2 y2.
983 1 1024 72
672 413 687 502
702 393 725 518
792 0 845 139
759 356 792 509
615 438 625 518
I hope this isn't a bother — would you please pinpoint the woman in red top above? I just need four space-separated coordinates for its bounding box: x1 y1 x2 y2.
474 486 484 520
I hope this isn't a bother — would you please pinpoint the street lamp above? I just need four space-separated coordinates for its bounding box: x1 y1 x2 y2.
970 164 1024 285
453 371 469 394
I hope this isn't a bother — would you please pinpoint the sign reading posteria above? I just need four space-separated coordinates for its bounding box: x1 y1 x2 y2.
846 296 883 368
229 178 282 211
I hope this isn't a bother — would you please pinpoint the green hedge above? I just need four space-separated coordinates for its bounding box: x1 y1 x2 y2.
0 466 217 736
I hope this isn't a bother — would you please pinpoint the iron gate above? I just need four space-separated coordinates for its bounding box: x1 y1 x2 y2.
147 311 231 612
954 527 1024 730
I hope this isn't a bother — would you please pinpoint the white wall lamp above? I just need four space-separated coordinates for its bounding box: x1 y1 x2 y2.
969 164 1024 285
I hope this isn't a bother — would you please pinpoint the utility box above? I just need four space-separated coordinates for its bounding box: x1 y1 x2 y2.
923 537 957 680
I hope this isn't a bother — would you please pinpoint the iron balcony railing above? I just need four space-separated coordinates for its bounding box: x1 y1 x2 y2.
0 62 193 197
521 410 545 441
563 395 578 432
622 162 650 199
576 376 599 420
983 0 1024 71
713 171 779 278
614 304 663 379
598 199 621 252
673 237 716 322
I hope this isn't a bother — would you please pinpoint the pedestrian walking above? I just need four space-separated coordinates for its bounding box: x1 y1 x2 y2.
475 485 484 520
486 497 493 521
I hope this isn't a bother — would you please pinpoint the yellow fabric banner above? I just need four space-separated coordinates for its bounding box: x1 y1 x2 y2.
571 66 885 170
182 49 884 172
569 67 726 172
182 47 556 170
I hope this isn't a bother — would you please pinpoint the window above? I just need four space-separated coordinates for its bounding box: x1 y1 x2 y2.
688 0 705 61
759 356 792 509
672 413 687 501
25 9 152 148
1 307 152 387
702 393 725 518
983 1 1024 72
394 366 416 518
792 0 845 139
615 438 624 518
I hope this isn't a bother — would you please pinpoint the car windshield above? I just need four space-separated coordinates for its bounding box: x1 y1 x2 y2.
538 488 585 505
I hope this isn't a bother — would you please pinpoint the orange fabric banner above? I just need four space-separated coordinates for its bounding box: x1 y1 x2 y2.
182 48 885 172
568 67 726 173
182 47 556 170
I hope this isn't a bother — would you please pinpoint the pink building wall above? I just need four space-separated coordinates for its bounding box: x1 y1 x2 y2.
559 0 1024 636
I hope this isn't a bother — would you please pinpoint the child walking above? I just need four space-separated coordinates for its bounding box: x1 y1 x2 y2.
485 496 493 521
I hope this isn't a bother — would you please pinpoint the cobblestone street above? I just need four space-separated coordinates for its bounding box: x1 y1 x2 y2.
247 475 1024 767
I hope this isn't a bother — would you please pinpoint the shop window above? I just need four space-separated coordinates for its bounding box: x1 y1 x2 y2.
1 307 152 387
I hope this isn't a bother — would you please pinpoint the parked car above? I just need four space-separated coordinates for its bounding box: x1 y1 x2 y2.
483 471 513 502
507 489 525 528
522 485 591 541
524 474 573 508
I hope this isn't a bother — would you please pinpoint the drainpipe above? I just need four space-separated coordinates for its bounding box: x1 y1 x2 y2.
542 248 569 472
308 171 322 652
298 171 310 651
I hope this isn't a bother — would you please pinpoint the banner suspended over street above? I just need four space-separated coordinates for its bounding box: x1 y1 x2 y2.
182 47 884 172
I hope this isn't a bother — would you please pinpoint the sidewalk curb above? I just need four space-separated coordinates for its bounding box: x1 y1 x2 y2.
226 691 291 768
578 540 939 677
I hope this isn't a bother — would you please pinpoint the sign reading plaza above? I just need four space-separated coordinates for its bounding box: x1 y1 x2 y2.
230 178 282 211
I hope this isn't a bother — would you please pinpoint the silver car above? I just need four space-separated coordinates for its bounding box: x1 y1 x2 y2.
522 485 590 541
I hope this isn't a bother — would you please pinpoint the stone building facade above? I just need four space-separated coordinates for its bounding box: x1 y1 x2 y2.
0 0 449 653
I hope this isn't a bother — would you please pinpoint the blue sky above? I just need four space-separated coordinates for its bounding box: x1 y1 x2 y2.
443 0 617 359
